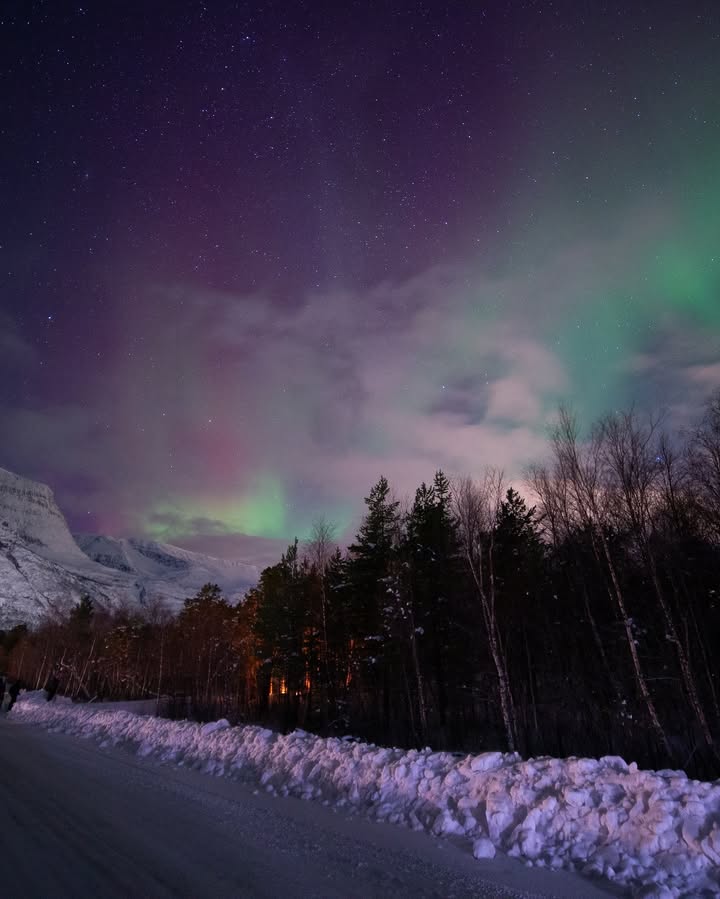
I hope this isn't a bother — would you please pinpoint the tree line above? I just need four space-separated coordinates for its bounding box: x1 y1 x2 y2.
3 395 720 778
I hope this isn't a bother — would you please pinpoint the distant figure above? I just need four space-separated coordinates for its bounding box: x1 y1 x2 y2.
44 674 60 702
0 675 5 711
7 679 21 712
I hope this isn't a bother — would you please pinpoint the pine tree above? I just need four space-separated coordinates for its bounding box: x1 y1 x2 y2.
252 541 318 727
399 471 462 739
347 476 400 729
69 594 94 637
175 583 235 712
494 488 544 580
492 488 546 752
348 476 400 638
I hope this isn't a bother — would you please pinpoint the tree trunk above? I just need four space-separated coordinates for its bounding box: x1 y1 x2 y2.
598 533 671 757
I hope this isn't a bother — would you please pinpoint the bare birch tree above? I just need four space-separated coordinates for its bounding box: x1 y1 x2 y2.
452 470 518 752
527 460 625 708
600 410 715 753
688 391 720 540
550 407 671 756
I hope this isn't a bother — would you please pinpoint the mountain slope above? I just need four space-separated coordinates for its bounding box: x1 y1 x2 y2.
75 534 258 609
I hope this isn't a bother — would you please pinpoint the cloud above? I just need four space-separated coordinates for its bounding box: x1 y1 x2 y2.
624 325 720 426
4 197 719 562
146 509 234 540
687 363 720 391
80 259 576 545
0 254 602 546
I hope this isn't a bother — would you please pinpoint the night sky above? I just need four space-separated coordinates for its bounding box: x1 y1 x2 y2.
2 1 719 562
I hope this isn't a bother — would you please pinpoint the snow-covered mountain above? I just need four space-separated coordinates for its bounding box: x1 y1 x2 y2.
0 467 258 628
75 534 258 611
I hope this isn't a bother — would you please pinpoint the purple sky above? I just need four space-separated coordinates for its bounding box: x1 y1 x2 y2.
1 1 719 563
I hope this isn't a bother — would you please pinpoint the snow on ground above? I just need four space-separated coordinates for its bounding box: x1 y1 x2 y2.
12 692 720 898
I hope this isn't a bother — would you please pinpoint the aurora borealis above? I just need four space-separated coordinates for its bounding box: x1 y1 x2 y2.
1 2 719 562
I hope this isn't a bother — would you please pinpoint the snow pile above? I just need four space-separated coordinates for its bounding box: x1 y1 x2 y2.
12 693 720 898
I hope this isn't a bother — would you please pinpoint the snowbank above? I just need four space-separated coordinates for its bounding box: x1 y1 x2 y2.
12 692 720 898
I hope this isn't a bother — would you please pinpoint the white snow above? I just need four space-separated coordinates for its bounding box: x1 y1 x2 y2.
12 692 720 898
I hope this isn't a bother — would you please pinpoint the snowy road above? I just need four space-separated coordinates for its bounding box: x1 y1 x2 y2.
0 718 617 899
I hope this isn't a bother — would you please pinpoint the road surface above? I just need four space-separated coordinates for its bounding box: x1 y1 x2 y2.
0 717 621 898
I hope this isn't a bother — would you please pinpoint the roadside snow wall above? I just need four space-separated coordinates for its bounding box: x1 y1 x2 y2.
12 692 720 898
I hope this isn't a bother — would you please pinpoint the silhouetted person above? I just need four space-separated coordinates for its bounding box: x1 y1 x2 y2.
0 676 5 710
7 679 21 712
44 674 60 702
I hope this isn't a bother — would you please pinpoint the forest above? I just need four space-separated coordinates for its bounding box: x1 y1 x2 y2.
3 396 720 780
